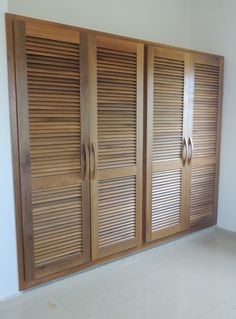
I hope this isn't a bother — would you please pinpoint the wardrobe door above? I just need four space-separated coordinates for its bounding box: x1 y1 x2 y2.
13 19 90 282
145 46 189 242
89 36 144 259
188 55 223 227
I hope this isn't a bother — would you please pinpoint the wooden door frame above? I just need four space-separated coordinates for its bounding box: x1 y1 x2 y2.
6 14 92 289
90 35 144 260
187 54 224 228
145 45 190 242
6 13 29 290
13 19 36 282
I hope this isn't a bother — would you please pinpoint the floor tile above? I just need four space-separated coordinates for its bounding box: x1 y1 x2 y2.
54 276 130 318
198 304 236 319
135 275 221 319
0 295 75 319
179 259 236 302
0 228 235 319
88 297 160 319
226 292 236 309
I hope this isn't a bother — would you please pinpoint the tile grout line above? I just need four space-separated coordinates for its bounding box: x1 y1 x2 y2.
195 301 231 319
53 294 78 319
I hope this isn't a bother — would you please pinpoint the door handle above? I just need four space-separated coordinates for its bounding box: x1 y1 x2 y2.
182 138 188 165
188 137 193 163
83 142 89 181
90 143 97 180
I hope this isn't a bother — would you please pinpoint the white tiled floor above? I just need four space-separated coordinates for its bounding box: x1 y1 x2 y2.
1 227 236 319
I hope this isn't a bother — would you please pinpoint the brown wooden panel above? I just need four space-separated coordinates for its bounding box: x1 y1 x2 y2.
190 165 216 224
188 54 223 227
152 55 184 161
97 46 137 170
14 20 35 282
152 169 182 232
98 176 136 248
193 63 220 159
32 184 83 267
145 46 189 242
26 20 80 43
27 36 81 178
91 37 143 259
13 19 90 282
7 13 223 291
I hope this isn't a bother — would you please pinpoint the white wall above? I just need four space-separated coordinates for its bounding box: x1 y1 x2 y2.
190 0 236 232
8 0 191 47
0 0 19 300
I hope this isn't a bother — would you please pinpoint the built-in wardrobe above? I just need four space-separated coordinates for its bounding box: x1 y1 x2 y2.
6 14 224 289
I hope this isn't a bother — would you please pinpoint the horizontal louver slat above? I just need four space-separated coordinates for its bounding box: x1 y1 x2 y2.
153 57 184 162
98 176 136 248
190 166 216 222
26 36 81 177
97 47 137 170
32 184 82 267
193 63 220 158
26 36 83 269
152 169 182 231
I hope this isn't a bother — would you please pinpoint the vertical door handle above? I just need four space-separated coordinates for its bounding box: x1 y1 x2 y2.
182 138 188 165
83 142 89 181
91 143 97 180
188 137 193 163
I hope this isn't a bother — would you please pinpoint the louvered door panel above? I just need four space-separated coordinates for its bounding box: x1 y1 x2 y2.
33 185 82 267
14 20 90 282
153 57 184 162
152 170 182 231
97 47 137 170
91 37 143 259
98 176 136 248
193 63 219 158
188 55 223 227
190 165 216 223
27 36 81 178
146 47 188 242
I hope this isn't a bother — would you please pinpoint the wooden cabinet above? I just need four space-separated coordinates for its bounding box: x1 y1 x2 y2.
188 54 223 228
8 16 144 288
13 20 90 281
80 34 144 260
7 14 223 289
90 36 144 259
145 47 189 241
145 46 223 242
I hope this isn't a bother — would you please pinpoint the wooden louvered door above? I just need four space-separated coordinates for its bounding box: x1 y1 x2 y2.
89 36 144 259
187 55 223 227
13 19 90 282
145 46 189 242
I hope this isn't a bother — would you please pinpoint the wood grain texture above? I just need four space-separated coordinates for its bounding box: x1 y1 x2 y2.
188 54 223 227
97 46 137 170
12 18 91 282
145 46 189 242
192 63 219 159
98 176 136 247
6 13 223 59
79 33 98 260
14 20 35 281
6 13 27 290
92 37 144 259
6 12 224 291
